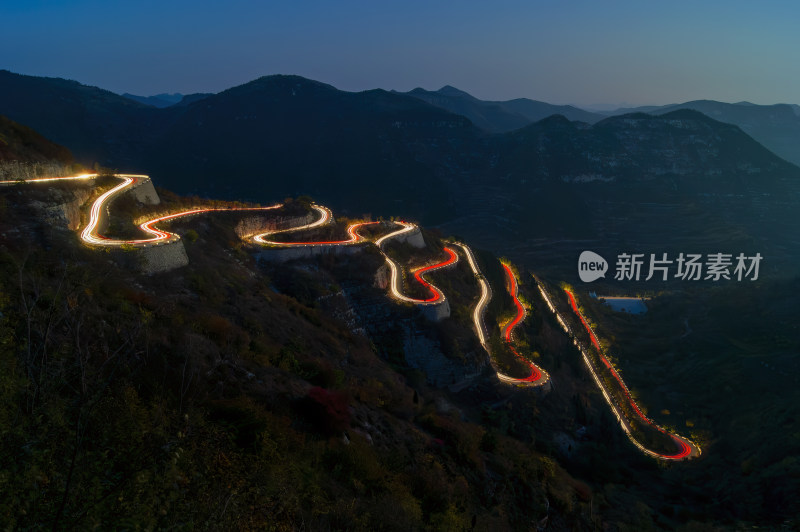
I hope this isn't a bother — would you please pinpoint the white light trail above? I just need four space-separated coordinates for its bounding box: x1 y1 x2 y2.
252 205 332 244
7 172 282 247
376 223 457 305
451 242 548 387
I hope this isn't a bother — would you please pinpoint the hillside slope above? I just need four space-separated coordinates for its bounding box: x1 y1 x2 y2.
0 114 73 163
2 118 798 529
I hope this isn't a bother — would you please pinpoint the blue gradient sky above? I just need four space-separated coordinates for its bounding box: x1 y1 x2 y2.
1 0 797 106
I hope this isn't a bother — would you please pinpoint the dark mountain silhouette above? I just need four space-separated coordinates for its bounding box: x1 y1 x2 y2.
122 92 213 108
493 109 794 184
0 70 798 253
174 92 213 106
122 92 185 108
146 75 477 220
0 114 73 163
438 109 800 278
0 70 181 167
602 99 800 167
403 85 604 133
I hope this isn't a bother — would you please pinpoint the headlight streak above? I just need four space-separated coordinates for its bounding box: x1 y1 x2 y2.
374 223 458 305
258 215 458 306
498 263 549 385
4 173 283 247
0 173 97 185
562 288 699 460
8 172 700 460
252 205 333 244
451 243 490 347
451 242 548 388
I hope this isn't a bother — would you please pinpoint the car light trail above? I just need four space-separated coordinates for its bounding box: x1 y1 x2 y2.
11 171 697 459
375 223 456 305
498 264 548 385
0 173 98 185
451 243 490 347
4 173 283 246
563 288 698 460
255 212 458 307
133 206 283 245
255 219 380 246
252 205 333 244
412 247 458 303
450 243 548 388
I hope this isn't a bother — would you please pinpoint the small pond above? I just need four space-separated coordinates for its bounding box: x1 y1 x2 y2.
600 297 648 314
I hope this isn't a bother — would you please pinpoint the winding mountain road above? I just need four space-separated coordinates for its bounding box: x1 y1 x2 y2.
563 289 699 460
4 172 700 460
496 264 549 386
1 173 282 246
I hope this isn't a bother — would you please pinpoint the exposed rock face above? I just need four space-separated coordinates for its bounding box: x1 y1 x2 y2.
393 226 425 248
33 186 94 230
61 188 93 230
373 263 390 290
138 240 189 274
256 243 367 263
402 330 486 388
421 299 450 322
235 211 315 239
128 178 160 205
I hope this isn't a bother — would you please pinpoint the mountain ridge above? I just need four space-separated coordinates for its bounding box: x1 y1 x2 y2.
402 85 604 133
601 99 800 166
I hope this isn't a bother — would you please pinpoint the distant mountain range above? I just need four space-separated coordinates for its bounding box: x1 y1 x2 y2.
1 69 799 276
122 92 184 108
599 100 800 167
122 92 212 108
400 86 800 168
400 85 604 132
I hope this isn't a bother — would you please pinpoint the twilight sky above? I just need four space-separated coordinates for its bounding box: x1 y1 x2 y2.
1 0 798 107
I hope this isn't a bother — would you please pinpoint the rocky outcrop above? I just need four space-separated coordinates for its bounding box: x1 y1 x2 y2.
256 243 368 263
403 330 486 388
128 177 160 205
373 263 390 289
138 240 189 274
421 299 450 321
28 185 95 230
235 211 315 239
393 226 425 248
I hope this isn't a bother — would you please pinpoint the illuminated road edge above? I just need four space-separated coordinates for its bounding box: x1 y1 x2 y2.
6 173 460 307
375 223 457 305
8 172 701 458
452 243 548 388
257 213 459 305
498 264 549 385
252 205 334 244
1 173 282 246
546 284 699 460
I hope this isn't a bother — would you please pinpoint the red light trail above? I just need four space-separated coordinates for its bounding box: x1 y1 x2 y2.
564 288 696 460
499 263 547 384
6 172 699 459
412 247 458 303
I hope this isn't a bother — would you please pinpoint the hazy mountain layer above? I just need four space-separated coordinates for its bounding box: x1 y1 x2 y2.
404 85 604 132
604 99 800 167
1 70 798 272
